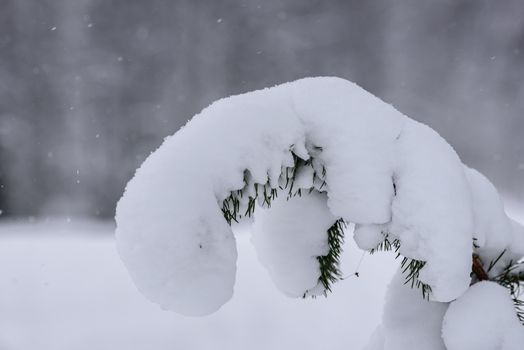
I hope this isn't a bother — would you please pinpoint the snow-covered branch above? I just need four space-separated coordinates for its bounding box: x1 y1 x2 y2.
115 77 523 348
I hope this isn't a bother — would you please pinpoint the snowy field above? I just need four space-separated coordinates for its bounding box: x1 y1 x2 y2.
1 197 522 350
0 219 398 350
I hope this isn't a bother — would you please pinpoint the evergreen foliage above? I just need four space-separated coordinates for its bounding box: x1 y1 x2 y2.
316 219 346 293
469 249 524 325
220 147 345 295
220 146 523 315
220 145 432 299
370 235 432 299
492 256 524 325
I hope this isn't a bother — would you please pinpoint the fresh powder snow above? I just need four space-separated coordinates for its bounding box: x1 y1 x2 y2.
115 75 523 350
252 191 336 297
442 281 524 350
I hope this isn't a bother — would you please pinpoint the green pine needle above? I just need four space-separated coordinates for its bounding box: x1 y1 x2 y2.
371 235 432 300
316 219 346 294
222 147 524 317
220 146 346 295
493 260 524 325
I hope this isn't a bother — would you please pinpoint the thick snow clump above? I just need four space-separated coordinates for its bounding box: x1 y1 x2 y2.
365 276 524 350
442 281 524 350
465 167 524 275
252 191 336 297
116 77 479 315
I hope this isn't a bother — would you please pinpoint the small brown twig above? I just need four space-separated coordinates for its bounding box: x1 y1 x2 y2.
472 254 489 281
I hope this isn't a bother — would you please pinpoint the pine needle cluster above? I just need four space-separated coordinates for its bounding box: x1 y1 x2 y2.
220 146 345 295
491 256 524 325
317 219 346 293
220 148 522 315
470 249 524 325
370 235 432 299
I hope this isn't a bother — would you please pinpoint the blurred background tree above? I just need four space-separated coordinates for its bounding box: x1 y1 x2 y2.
0 0 522 219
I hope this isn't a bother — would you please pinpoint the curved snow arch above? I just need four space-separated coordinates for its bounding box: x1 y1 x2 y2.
116 77 475 316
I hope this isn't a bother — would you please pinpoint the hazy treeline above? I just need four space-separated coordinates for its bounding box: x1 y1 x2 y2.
0 0 523 218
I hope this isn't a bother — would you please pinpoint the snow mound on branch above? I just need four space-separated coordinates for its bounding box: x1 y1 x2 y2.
386 119 473 301
465 167 524 274
115 77 474 315
442 281 524 350
465 167 512 252
252 192 336 297
354 224 386 251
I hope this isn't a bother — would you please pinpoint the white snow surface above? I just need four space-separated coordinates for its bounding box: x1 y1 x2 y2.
0 219 397 350
117 76 481 315
442 281 524 350
252 191 336 297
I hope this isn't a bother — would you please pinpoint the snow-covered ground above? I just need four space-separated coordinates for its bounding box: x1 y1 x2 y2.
1 197 522 350
0 219 397 350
